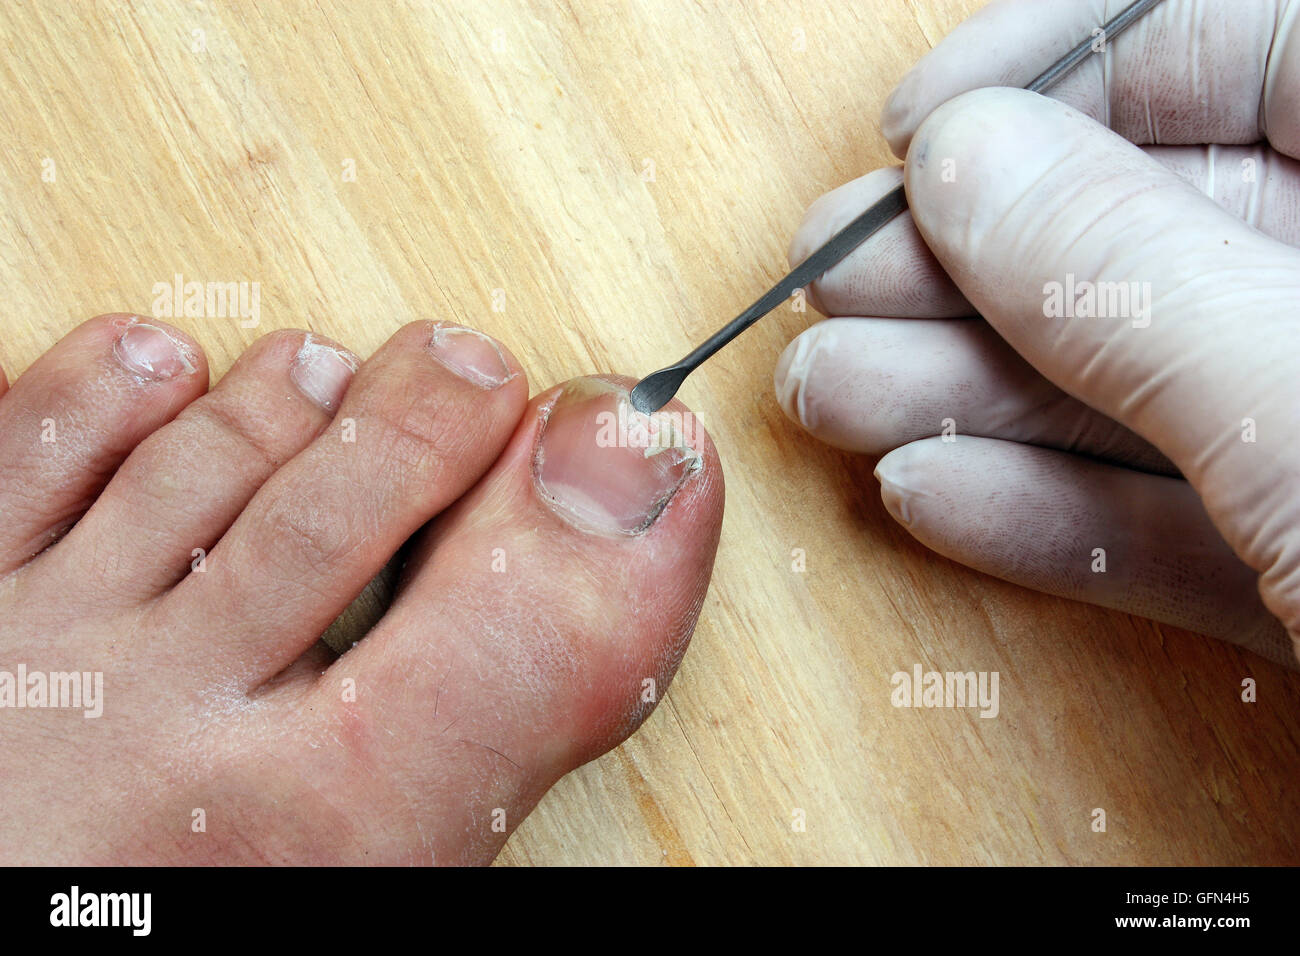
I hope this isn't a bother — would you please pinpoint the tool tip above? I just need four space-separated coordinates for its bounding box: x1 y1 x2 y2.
629 365 689 416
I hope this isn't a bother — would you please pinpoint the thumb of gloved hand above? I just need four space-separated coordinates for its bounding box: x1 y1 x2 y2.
892 87 1300 663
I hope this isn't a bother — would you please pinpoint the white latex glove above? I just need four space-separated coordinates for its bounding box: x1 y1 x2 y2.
775 0 1300 668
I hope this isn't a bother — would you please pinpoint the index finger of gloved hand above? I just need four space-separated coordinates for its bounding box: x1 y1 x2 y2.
787 166 974 319
881 0 1300 160
789 143 1300 325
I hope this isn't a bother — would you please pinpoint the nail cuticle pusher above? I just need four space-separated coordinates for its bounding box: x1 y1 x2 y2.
629 0 1168 415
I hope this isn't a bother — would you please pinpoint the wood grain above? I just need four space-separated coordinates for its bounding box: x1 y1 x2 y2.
0 0 1296 865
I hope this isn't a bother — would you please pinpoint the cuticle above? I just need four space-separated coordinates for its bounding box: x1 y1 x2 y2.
426 322 516 388
296 331 359 372
113 315 198 377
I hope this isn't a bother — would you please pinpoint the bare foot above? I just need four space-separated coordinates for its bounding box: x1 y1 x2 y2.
0 315 723 864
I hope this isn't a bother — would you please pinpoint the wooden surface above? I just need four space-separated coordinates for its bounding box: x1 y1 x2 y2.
1 0 1297 865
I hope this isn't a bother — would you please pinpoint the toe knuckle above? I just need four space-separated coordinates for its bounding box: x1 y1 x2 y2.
264 497 357 572
363 399 465 478
187 397 290 474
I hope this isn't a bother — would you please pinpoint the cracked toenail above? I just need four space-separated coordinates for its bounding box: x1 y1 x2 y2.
427 323 514 388
533 378 703 536
113 321 196 381
290 333 359 412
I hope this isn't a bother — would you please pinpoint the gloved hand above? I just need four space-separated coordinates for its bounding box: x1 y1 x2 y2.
775 0 1300 667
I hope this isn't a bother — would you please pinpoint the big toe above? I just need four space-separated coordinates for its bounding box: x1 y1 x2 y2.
297 375 724 864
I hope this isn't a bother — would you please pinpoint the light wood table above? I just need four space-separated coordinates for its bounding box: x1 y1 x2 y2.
2 0 1296 865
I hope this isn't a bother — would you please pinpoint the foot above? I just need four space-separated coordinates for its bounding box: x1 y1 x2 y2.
0 314 723 864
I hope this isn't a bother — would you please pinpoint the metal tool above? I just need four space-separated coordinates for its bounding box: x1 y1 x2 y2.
629 0 1168 415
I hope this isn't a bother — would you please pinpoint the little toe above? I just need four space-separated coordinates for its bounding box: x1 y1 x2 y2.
41 329 360 605
0 314 206 572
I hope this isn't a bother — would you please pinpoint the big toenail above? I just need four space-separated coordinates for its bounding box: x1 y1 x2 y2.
290 334 359 412
427 323 514 389
113 321 196 381
533 378 703 535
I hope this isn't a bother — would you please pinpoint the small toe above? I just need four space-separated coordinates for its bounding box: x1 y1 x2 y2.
0 314 206 572
42 329 360 604
157 321 528 686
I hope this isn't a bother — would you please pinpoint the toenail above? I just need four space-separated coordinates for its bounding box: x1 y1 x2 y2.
533 378 703 536
113 320 197 381
426 323 515 389
290 333 359 412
